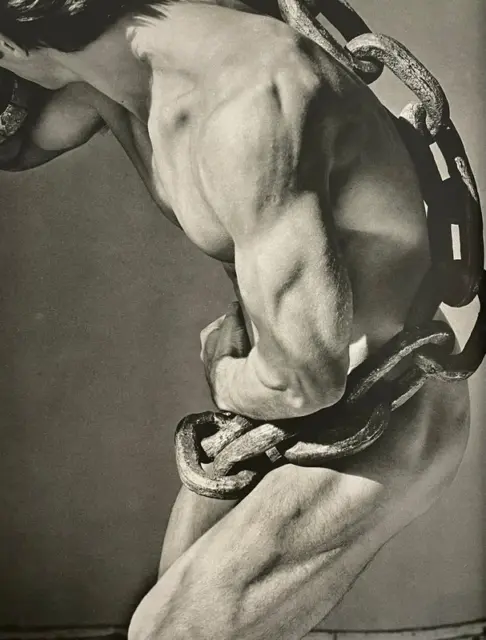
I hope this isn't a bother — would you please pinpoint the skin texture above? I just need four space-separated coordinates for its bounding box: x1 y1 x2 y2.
0 1 471 637
151 377 469 640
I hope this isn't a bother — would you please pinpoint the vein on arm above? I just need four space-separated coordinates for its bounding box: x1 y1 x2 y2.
198 75 353 419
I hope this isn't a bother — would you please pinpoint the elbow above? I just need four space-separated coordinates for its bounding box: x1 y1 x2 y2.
289 363 347 416
0 133 27 171
231 346 349 420
272 353 349 419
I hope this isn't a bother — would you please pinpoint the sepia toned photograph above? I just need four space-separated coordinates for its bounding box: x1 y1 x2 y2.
0 1 484 639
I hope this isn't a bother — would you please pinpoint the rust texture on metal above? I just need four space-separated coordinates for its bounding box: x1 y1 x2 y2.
175 0 485 499
0 70 28 142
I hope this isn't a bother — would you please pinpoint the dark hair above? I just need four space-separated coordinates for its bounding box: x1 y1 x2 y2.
0 0 174 52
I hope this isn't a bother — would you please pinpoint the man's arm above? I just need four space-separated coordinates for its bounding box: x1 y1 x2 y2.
0 82 104 171
199 79 353 421
129 377 469 640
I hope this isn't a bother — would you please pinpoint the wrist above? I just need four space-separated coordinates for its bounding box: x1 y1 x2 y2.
210 355 241 413
209 352 321 420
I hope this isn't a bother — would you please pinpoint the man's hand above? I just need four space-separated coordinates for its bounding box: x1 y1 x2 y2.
200 302 251 406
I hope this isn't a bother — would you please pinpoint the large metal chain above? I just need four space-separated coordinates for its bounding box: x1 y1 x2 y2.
175 0 485 499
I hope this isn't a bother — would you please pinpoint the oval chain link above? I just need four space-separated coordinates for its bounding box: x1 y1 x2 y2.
0 73 28 142
278 0 383 83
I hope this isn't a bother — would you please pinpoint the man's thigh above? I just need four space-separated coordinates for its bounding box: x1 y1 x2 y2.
159 369 469 578
159 484 238 577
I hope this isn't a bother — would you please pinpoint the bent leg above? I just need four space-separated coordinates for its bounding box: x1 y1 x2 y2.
159 485 238 577
131 377 469 640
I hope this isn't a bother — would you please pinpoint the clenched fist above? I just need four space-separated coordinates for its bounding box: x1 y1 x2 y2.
200 302 251 407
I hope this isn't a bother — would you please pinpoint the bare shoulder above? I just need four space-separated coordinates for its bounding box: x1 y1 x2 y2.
197 61 346 210
196 73 301 221
195 46 368 223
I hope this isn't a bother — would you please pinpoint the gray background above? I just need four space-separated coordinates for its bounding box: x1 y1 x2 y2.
0 0 484 631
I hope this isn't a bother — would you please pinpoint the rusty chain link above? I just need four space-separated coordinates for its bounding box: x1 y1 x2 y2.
0 71 28 143
278 0 384 83
175 0 486 499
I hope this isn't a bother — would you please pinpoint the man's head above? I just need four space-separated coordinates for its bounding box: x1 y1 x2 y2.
0 0 171 88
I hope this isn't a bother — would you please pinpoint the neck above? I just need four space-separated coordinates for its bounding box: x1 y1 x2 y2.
53 0 281 119
55 17 151 120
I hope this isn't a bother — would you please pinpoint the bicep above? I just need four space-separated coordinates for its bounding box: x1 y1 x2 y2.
30 83 104 152
234 192 352 389
1 83 104 171
199 80 352 400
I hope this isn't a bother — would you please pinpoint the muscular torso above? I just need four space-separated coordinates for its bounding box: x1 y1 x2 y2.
90 4 427 364
61 9 433 628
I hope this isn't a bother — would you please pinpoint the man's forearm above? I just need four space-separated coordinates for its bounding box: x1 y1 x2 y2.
212 349 345 420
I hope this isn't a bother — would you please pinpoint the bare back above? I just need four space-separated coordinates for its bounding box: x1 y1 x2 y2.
106 4 428 363
119 6 434 588
67 0 433 563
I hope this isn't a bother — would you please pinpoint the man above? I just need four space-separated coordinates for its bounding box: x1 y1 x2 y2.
0 0 470 637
